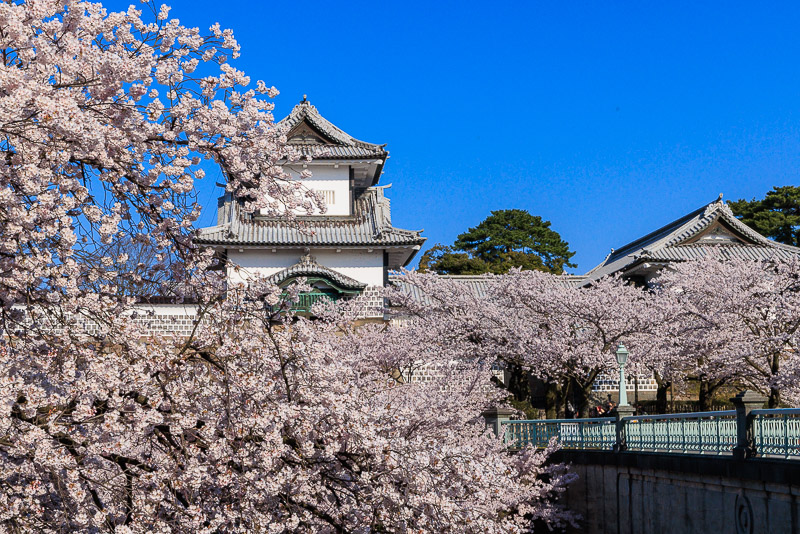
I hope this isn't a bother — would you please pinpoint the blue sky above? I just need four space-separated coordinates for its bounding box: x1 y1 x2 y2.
109 0 800 273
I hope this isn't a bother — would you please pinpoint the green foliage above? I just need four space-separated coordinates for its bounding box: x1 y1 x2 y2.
507 398 542 420
417 244 491 275
419 209 576 275
729 186 800 247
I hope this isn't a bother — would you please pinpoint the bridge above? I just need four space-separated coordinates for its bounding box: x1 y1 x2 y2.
486 391 800 534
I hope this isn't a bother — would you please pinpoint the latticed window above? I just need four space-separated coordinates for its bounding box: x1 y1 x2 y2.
291 289 340 313
281 276 361 315
316 189 335 205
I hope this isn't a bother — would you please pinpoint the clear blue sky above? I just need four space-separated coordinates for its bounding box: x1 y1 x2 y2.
109 0 800 273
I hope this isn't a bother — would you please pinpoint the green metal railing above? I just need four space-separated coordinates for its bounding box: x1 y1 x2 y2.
501 408 800 458
623 411 737 454
289 292 339 313
503 418 616 451
753 408 800 458
496 392 800 460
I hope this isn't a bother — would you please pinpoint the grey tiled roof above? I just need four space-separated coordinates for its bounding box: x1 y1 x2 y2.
196 187 426 249
555 274 588 288
268 253 366 290
289 144 386 159
636 244 800 262
388 272 586 305
584 196 800 281
388 274 488 306
278 100 387 160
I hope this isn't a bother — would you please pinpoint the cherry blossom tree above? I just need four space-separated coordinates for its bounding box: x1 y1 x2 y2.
2 279 578 532
0 0 321 335
499 273 662 418
390 253 800 418
652 254 800 409
0 2 576 532
630 298 687 413
388 270 662 419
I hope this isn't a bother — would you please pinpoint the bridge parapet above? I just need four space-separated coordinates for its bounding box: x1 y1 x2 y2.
491 392 800 532
752 408 800 458
552 449 800 534
497 390 800 460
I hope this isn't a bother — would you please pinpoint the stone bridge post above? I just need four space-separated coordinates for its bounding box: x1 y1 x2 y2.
481 406 516 440
730 390 767 460
613 405 635 452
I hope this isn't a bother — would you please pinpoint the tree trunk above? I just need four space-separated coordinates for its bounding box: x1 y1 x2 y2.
574 381 593 419
769 386 781 408
544 381 561 420
656 382 671 414
556 383 566 420
506 363 530 403
769 353 781 408
698 377 712 412
698 376 725 412
670 382 675 413
653 371 670 414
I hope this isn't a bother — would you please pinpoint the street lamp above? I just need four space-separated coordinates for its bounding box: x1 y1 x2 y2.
616 343 630 407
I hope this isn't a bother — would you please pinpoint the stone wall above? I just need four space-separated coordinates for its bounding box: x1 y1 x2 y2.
357 286 386 319
554 450 800 534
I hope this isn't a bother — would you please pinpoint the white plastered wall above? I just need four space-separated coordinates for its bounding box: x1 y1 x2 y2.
227 248 384 287
262 164 351 216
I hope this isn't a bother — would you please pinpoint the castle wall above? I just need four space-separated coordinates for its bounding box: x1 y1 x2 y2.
282 165 352 216
227 248 384 287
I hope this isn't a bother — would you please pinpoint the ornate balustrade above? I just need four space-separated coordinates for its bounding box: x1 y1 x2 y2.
503 418 615 450
752 408 800 458
495 398 800 460
622 411 737 454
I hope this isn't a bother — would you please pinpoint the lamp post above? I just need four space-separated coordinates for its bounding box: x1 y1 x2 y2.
613 343 635 452
616 343 630 407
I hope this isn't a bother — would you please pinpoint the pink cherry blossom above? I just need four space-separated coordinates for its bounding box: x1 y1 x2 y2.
0 2 574 532
651 254 800 408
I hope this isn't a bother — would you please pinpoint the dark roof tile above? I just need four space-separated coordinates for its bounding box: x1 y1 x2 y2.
585 197 800 281
196 187 426 249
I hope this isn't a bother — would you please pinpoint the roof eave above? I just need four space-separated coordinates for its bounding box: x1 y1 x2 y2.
401 240 426 268
370 159 385 187
604 203 708 263
194 238 427 248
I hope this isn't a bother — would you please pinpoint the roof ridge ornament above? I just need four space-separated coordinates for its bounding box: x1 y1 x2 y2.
300 247 316 265
704 195 725 217
279 101 384 152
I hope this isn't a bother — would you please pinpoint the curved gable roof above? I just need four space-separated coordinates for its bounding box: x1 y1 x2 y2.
278 98 388 161
585 195 800 281
267 252 366 292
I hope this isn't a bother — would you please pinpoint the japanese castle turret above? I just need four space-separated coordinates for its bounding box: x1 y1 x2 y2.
196 98 426 318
